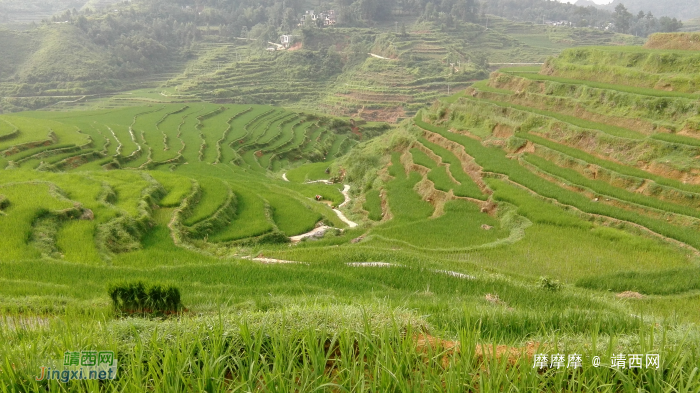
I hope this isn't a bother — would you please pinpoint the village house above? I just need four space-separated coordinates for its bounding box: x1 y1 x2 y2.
300 10 337 27
280 34 294 48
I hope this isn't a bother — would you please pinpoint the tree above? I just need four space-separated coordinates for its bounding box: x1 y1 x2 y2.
76 15 89 31
659 16 683 32
359 0 378 21
322 46 343 77
614 3 632 33
424 2 435 20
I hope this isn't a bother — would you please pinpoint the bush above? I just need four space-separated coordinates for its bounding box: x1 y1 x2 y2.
107 281 182 314
538 276 562 292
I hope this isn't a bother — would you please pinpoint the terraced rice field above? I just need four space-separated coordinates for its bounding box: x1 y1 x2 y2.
157 20 640 124
3 40 700 392
388 45 700 293
0 103 358 256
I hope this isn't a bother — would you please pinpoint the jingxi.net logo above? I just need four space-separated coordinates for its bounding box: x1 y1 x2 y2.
36 350 118 383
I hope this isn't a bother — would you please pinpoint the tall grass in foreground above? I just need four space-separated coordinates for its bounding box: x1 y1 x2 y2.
1 307 698 392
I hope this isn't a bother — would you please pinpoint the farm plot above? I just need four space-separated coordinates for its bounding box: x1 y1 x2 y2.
121 106 168 168
147 105 198 165
414 117 700 249
218 106 270 165
198 105 249 164
89 171 152 218
522 154 700 220
372 199 508 250
410 146 485 200
418 138 485 200
0 182 75 260
208 186 274 242
363 189 383 221
183 177 230 226
273 121 313 156
517 133 700 195
265 192 322 236
286 161 332 183
179 104 221 164
144 105 191 164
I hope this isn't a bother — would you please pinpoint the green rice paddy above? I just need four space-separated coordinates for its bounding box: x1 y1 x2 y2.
3 41 700 391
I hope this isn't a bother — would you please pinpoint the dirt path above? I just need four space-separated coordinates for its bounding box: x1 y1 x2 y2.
242 256 308 265
345 263 476 279
339 184 351 208
333 184 358 227
283 182 358 244
333 208 358 228
489 62 544 66
290 225 332 243
368 53 392 60
347 262 400 267
302 180 357 226
433 270 476 279
107 126 123 156
305 179 334 185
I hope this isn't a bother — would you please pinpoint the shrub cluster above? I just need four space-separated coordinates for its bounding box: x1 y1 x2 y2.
538 276 562 292
107 281 182 314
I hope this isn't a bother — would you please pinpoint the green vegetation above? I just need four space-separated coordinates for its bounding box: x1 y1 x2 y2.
373 199 508 249
363 189 383 221
183 177 230 226
417 138 486 200
2 105 700 391
523 153 700 219
577 267 700 295
411 147 472 197
286 161 332 183
464 95 648 140
517 133 700 195
416 117 700 249
107 281 182 314
2 0 700 386
266 192 322 236
502 70 700 99
208 187 274 242
543 46 700 94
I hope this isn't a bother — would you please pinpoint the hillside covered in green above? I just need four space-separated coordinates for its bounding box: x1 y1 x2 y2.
2 33 700 390
0 0 652 119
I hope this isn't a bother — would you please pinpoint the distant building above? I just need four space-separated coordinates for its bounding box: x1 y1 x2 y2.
546 20 572 27
280 34 293 47
323 10 337 26
301 10 337 27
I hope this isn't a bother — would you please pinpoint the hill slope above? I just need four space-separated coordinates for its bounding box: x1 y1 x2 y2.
163 19 642 123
